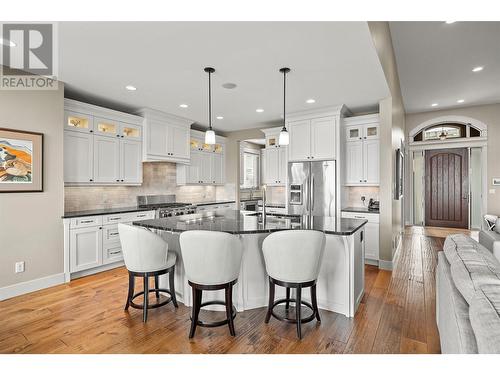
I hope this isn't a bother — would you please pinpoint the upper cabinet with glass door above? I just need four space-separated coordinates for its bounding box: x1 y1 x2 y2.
190 136 224 154
94 117 142 141
65 111 94 133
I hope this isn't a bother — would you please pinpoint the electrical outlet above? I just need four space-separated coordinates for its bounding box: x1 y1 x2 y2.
15 261 25 273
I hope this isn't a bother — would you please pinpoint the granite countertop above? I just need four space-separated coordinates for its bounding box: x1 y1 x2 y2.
341 206 380 214
62 206 154 219
133 209 367 236
257 203 286 208
193 200 236 206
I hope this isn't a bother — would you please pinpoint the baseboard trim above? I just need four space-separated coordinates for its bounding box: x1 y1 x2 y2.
378 260 393 270
0 273 66 301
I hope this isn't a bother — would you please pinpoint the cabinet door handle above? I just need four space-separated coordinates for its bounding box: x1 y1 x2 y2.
89 130 93 133
81 220 94 224
109 217 121 221
136 214 146 218
109 251 121 255
359 180 362 182
89 179 93 182
116 179 120 182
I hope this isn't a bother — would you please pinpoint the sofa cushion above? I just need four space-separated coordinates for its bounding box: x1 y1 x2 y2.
479 230 500 262
444 234 500 304
469 285 500 353
495 218 500 234
437 252 478 353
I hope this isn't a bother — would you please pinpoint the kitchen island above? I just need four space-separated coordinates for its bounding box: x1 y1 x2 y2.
133 210 367 317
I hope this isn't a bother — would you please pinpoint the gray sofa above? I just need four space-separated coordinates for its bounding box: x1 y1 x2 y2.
437 234 500 353
479 224 500 261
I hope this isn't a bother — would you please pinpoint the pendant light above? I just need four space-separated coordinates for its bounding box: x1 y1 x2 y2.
279 67 291 146
204 67 216 145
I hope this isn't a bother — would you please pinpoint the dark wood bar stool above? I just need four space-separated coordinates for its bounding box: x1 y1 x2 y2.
262 230 326 339
118 224 178 322
179 230 243 338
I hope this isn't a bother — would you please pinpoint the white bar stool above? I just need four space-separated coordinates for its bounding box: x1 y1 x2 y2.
118 224 178 322
262 230 326 339
179 230 243 338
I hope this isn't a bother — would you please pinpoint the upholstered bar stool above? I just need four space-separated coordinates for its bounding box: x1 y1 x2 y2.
118 224 178 322
179 230 243 338
262 230 326 339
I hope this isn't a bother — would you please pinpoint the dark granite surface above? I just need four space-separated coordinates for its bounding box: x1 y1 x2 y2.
193 200 236 207
133 210 367 236
62 206 154 219
258 203 286 208
341 206 380 214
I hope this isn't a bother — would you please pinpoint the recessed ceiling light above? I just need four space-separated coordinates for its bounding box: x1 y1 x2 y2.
216 116 223 120
445 21 456 24
125 85 137 91
179 104 188 108
431 103 439 107
0 38 16 47
256 108 264 113
472 66 484 72
457 99 465 103
306 99 316 104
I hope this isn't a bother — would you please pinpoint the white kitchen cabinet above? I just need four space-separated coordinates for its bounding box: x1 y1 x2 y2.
139 108 192 163
64 131 94 183
262 146 287 186
120 139 142 184
289 116 336 161
64 99 143 185
364 139 380 185
64 210 155 278
64 110 94 134
93 135 120 183
345 141 364 184
289 120 311 161
341 211 379 262
69 226 103 272
177 130 226 185
343 114 380 186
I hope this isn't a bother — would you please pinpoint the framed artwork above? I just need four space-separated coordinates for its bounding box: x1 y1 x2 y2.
0 128 43 192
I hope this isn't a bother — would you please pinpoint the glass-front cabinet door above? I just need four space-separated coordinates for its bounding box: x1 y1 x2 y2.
65 111 94 133
346 125 363 142
213 143 224 153
120 123 141 140
94 117 119 138
364 123 379 140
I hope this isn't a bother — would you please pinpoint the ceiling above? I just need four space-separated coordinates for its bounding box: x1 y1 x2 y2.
390 21 500 113
58 22 389 132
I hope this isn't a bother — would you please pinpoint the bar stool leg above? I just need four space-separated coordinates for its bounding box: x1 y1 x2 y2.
189 287 202 338
225 284 236 336
154 275 160 299
143 276 149 323
285 287 290 310
265 277 275 324
311 284 321 322
125 272 134 310
296 287 302 339
169 267 178 308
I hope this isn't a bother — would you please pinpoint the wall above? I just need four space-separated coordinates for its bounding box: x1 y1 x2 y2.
65 162 217 211
0 85 64 290
368 22 406 265
405 103 500 216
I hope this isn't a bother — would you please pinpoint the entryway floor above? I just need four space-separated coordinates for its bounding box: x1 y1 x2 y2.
0 226 476 353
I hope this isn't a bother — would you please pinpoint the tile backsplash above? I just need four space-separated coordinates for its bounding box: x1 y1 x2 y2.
65 162 228 212
342 186 380 208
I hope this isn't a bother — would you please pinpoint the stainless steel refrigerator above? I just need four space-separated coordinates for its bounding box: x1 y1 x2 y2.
288 160 336 217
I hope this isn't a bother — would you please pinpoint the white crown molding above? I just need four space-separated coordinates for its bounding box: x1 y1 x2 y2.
343 113 379 126
136 107 194 127
286 104 349 122
64 98 143 125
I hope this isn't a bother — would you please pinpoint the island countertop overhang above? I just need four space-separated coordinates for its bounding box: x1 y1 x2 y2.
132 210 367 236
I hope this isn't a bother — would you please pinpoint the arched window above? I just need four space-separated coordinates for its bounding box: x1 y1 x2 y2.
413 122 482 142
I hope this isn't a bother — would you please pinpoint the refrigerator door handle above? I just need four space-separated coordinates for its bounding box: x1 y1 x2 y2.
311 174 315 214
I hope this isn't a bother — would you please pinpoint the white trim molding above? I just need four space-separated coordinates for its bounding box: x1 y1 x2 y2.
0 273 66 301
378 260 393 271
409 115 488 139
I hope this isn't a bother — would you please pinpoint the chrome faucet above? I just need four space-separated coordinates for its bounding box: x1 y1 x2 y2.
261 185 267 222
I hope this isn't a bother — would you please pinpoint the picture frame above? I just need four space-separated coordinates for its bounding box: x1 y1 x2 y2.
0 127 43 192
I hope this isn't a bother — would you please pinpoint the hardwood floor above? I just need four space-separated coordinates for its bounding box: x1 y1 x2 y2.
0 226 474 354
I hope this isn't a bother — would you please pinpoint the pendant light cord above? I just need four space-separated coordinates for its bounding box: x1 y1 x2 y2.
283 69 286 130
208 69 212 130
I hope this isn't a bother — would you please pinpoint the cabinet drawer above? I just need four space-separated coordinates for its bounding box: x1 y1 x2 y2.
70 216 103 229
341 211 379 223
131 211 155 221
103 214 128 225
103 243 124 265
103 224 121 244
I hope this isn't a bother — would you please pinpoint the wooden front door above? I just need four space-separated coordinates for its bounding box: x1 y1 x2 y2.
425 148 468 228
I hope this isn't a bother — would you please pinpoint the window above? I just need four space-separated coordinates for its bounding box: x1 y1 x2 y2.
240 151 260 189
413 122 481 142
